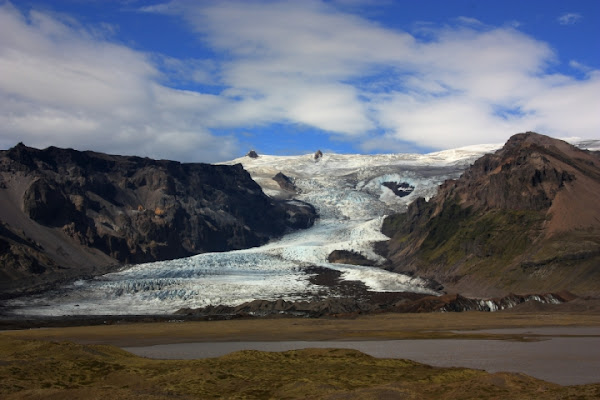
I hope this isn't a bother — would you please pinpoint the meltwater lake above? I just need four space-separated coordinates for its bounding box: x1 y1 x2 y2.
124 327 600 386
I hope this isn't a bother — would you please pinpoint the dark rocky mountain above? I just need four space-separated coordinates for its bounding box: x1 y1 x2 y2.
379 132 600 297
0 143 316 297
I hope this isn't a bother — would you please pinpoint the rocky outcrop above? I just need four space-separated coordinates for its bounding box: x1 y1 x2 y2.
327 250 375 266
382 181 414 197
272 172 297 192
0 143 317 297
380 132 600 297
246 150 259 158
394 292 570 313
280 200 317 229
314 150 323 160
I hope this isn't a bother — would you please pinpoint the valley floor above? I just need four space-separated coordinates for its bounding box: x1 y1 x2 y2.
3 303 600 346
2 306 600 399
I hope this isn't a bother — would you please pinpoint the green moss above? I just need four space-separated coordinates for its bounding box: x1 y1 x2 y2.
419 200 546 268
381 213 408 237
382 193 600 293
419 198 472 262
530 231 600 264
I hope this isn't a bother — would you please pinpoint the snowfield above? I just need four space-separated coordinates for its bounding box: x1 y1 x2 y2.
7 144 501 316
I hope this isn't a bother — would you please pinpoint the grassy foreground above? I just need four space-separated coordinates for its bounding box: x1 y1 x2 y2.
1 336 600 400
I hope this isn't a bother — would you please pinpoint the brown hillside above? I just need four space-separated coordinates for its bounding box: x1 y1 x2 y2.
380 132 600 297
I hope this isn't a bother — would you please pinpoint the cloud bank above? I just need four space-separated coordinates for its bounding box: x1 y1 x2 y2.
0 2 237 162
0 1 598 161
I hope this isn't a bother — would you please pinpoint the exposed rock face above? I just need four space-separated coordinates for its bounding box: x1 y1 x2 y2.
246 150 259 158
382 181 414 197
272 172 296 192
0 143 317 297
280 200 317 230
380 132 600 297
394 292 570 313
327 250 375 266
314 150 323 160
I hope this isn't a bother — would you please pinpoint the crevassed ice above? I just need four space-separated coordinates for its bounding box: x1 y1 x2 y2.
8 146 498 316
9 251 315 316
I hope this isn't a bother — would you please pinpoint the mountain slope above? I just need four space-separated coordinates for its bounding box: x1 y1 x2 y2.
0 143 316 297
380 132 600 297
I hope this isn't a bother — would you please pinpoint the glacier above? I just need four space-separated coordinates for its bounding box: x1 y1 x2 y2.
5 144 501 316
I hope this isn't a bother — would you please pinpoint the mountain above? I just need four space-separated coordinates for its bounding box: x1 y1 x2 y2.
0 143 316 298
7 135 596 317
380 132 600 297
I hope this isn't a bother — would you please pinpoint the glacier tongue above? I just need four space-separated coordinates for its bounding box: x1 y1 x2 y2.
7 146 499 316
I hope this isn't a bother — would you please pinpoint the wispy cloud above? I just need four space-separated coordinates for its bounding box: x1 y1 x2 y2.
164 0 598 150
557 12 582 25
0 1 598 162
454 16 483 26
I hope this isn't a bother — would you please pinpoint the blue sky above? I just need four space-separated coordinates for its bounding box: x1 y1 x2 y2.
1 0 599 162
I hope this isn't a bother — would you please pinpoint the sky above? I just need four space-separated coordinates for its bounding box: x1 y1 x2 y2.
0 0 599 162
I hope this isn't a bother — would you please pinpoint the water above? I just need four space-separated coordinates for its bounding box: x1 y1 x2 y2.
124 334 600 386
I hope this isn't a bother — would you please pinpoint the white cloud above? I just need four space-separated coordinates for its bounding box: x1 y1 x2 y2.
171 0 412 135
0 2 238 162
161 0 598 151
520 71 600 136
569 60 593 75
371 93 522 149
454 16 483 26
557 12 582 25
